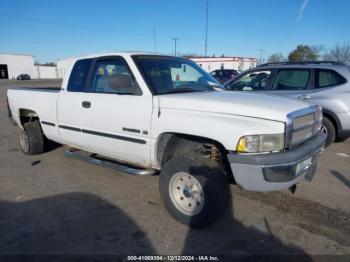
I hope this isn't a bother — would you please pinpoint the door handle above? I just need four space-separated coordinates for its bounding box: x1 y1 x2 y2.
297 95 311 100
82 101 91 108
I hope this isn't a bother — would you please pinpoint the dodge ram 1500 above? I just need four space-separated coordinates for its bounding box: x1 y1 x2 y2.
7 52 326 228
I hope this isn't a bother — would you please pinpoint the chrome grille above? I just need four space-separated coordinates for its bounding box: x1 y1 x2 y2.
286 105 322 148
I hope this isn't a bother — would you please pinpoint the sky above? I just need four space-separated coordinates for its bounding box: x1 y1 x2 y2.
0 0 349 63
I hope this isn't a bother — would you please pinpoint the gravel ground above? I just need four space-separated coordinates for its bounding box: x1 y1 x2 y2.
0 79 349 259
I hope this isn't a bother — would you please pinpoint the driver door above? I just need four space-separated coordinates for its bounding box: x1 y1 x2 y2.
79 56 153 166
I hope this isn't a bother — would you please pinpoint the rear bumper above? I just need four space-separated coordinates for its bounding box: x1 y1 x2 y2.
227 132 326 192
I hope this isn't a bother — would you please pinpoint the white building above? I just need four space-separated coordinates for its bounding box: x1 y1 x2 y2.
0 53 36 79
190 57 257 73
34 65 58 79
0 53 62 79
57 57 76 79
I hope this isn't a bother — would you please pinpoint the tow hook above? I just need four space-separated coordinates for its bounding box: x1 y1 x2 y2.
289 185 297 194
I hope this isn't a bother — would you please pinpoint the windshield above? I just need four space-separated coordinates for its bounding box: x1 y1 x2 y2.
132 55 222 95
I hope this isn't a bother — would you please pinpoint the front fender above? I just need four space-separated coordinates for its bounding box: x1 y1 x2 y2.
152 109 285 152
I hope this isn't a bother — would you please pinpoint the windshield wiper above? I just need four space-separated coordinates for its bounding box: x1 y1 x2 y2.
161 88 201 95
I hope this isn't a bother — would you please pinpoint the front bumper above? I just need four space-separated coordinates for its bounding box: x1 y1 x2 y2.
338 129 350 139
227 132 326 192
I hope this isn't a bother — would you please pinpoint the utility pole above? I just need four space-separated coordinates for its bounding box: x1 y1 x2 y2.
259 49 265 64
204 0 209 56
172 37 179 56
153 28 157 54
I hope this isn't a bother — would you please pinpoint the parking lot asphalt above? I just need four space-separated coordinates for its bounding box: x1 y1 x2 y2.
0 79 349 257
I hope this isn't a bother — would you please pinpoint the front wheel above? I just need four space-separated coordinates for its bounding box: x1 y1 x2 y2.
159 156 229 228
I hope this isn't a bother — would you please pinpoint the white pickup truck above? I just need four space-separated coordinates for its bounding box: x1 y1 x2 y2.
7 52 326 228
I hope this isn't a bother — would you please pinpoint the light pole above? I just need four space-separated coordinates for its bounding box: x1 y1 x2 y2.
153 28 157 54
204 0 209 57
172 37 179 56
259 49 265 65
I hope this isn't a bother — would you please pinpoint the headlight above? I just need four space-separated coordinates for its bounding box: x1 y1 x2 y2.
236 134 285 153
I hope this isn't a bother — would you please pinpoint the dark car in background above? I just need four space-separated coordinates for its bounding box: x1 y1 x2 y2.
224 61 350 146
210 69 239 84
17 74 31 80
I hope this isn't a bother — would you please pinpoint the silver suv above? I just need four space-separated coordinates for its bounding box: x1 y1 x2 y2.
224 61 350 146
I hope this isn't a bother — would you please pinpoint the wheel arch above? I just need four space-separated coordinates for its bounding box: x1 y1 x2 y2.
19 108 40 127
155 132 233 179
322 109 341 137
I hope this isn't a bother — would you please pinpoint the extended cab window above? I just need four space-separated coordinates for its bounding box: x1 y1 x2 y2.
226 70 271 91
316 69 346 88
272 69 310 90
67 59 92 92
90 57 141 95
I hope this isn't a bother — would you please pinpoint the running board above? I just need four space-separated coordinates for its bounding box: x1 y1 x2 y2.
64 149 156 176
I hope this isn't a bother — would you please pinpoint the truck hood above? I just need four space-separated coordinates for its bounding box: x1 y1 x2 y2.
158 91 309 122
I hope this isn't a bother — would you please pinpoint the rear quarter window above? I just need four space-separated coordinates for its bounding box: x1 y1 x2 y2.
67 59 92 92
316 69 346 88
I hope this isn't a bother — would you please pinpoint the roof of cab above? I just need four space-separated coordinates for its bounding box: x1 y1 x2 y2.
73 51 168 60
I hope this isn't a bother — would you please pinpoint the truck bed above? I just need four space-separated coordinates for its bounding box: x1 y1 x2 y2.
7 87 60 129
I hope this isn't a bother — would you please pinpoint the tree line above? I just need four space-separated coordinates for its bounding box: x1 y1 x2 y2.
267 43 350 64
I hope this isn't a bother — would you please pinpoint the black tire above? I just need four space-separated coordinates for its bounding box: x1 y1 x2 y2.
322 116 336 147
159 156 229 228
20 120 45 155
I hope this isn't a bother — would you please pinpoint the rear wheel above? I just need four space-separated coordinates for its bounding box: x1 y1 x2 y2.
322 116 336 147
159 156 229 228
20 120 45 155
